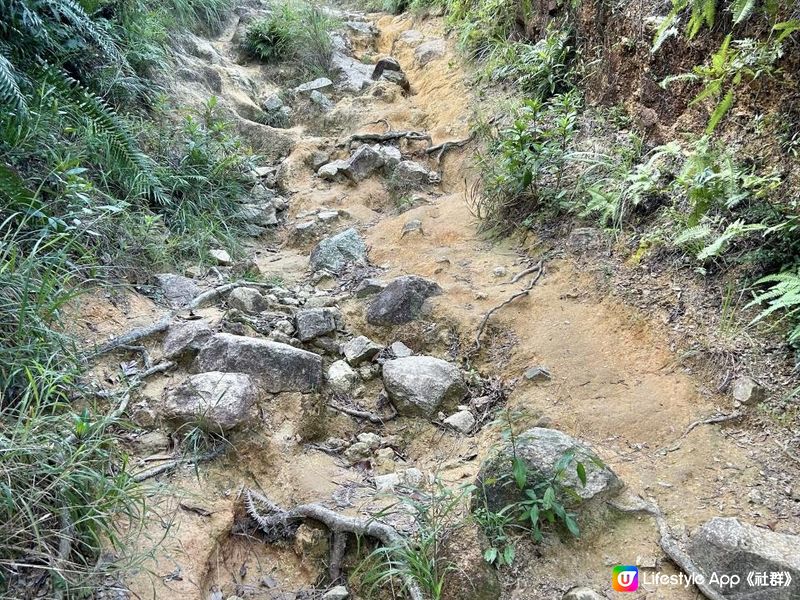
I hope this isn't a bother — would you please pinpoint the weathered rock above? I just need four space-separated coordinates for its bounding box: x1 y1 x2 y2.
687 517 800 599
327 360 359 394
344 441 372 463
133 430 170 454
317 209 340 222
310 150 330 171
354 278 386 298
372 56 402 80
262 94 284 112
731 376 765 406
237 202 277 226
376 145 402 169
322 586 349 600
382 356 466 417
341 145 384 182
401 219 424 237
366 276 442 325
381 69 410 91
475 428 622 513
562 587 606 600
444 409 475 434
234 119 295 160
414 39 446 66
393 160 434 188
209 248 232 266
227 287 270 314
390 341 413 358
155 273 200 308
525 365 552 382
310 90 334 111
162 372 258 431
295 77 333 94
309 228 367 272
332 52 374 92
342 336 383 366
193 333 322 393
317 160 348 181
163 320 214 362
295 307 338 341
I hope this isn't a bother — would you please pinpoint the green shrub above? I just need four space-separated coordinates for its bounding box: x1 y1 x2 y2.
472 91 582 233
242 2 338 75
483 23 575 99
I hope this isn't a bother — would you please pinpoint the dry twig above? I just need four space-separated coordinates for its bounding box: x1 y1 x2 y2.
664 412 743 453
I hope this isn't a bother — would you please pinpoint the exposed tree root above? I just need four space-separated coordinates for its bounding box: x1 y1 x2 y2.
609 496 727 600
243 489 425 600
472 261 544 354
344 130 432 148
425 135 474 161
664 412 743 453
328 402 398 425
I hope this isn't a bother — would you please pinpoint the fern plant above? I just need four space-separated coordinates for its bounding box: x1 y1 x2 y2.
748 270 800 344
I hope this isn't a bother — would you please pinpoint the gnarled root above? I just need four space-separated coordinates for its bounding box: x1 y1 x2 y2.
242 489 425 600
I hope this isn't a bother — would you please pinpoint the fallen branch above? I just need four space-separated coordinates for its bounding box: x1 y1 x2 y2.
609 497 727 600
345 130 431 148
83 281 276 360
473 261 544 353
425 135 474 161
664 412 742 453
328 402 398 425
243 489 425 600
509 264 540 284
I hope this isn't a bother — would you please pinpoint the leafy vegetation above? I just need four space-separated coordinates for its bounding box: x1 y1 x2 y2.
0 0 262 593
354 479 466 600
472 411 586 567
242 2 339 76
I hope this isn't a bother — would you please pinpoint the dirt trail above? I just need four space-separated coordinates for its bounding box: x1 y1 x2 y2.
99 7 800 600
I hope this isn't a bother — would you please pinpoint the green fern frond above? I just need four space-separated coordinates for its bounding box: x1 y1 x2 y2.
41 0 131 73
0 50 27 118
0 163 40 210
41 65 165 202
674 223 712 246
705 88 735 134
731 0 756 24
696 219 766 260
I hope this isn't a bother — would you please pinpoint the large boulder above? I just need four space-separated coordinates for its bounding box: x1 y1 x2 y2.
366 276 442 325
372 56 402 80
163 320 213 363
295 308 338 341
687 517 800 599
161 372 258 431
382 356 466 417
193 333 322 393
309 228 367 272
155 273 200 308
475 428 622 513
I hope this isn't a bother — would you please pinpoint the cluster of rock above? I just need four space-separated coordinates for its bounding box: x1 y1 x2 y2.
315 143 438 188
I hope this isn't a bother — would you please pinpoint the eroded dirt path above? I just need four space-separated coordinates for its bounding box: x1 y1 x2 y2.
98 8 800 600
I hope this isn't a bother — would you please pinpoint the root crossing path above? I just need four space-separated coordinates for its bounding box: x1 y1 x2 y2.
107 7 797 600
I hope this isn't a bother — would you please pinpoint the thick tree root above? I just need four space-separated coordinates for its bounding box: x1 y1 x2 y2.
425 135 474 161
608 496 727 600
82 281 276 360
243 489 425 600
344 130 432 148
